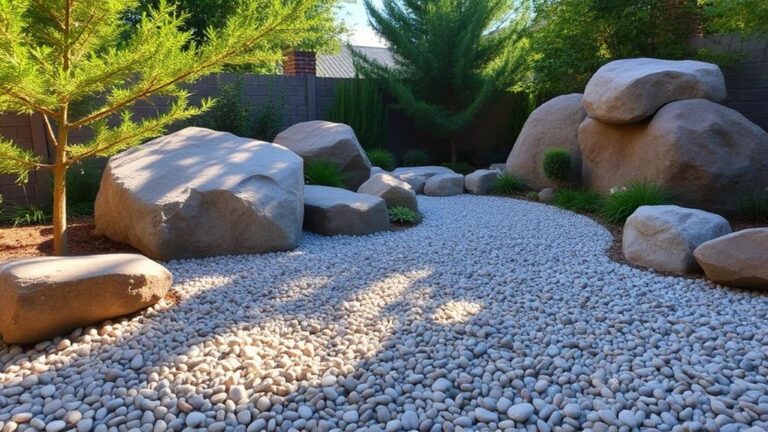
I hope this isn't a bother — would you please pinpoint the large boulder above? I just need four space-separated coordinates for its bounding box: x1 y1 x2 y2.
694 229 768 289
505 94 586 190
274 121 372 189
583 58 727 124
358 173 418 211
579 99 768 214
95 127 304 260
391 166 456 194
304 185 390 236
623 205 731 275
465 169 501 195
0 254 172 345
424 173 464 197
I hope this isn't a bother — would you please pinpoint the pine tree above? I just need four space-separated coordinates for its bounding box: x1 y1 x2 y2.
355 0 529 162
0 0 342 255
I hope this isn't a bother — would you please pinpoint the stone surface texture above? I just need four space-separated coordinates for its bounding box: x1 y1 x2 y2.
303 185 390 236
465 170 501 195
583 58 727 124
623 205 731 274
274 121 372 189
505 94 587 190
95 127 304 260
358 174 418 211
0 254 171 344
424 173 465 197
695 228 768 289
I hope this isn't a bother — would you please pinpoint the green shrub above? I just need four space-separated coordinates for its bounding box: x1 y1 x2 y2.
327 78 387 149
367 148 397 171
526 191 539 201
599 182 671 224
65 159 103 216
542 148 571 184
492 174 528 195
554 188 602 213
442 161 473 175
251 81 286 142
735 191 768 222
402 149 429 167
388 206 421 225
0 204 49 227
198 74 251 136
304 159 347 188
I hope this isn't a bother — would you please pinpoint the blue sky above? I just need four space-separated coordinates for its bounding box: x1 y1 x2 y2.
339 1 385 47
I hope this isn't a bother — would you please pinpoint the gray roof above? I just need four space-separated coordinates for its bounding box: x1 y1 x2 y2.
317 45 395 78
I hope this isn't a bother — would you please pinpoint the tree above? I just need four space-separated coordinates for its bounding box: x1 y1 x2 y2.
0 0 342 255
356 0 529 162
700 0 768 36
527 0 702 97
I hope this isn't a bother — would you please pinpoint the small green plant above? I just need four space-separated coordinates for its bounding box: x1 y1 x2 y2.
402 149 430 167
554 188 602 213
0 204 50 227
442 161 473 175
735 191 768 222
543 148 571 184
367 148 397 171
252 79 286 142
65 159 103 216
526 191 539 201
599 182 672 224
304 160 347 188
492 174 528 195
388 206 422 225
198 74 251 136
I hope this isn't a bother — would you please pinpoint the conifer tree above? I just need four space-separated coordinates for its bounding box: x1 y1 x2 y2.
355 0 529 162
0 0 342 255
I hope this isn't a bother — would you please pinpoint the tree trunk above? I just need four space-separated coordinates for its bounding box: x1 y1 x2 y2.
53 119 68 256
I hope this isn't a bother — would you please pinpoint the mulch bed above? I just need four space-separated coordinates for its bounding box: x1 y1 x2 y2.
0 216 137 262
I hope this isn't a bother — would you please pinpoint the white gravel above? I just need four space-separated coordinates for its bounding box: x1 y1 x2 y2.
2 195 768 432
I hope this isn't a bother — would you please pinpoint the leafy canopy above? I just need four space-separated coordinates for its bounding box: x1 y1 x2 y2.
356 0 530 136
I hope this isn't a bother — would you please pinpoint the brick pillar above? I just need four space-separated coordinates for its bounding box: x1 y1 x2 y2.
283 50 317 76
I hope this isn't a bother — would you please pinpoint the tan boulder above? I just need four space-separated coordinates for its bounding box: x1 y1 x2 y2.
274 121 372 189
304 185 390 236
583 58 726 124
505 94 586 190
694 229 768 289
358 173 418 211
579 99 768 214
0 254 172 345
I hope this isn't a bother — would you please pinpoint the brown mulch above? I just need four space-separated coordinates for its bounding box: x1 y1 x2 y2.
0 216 137 262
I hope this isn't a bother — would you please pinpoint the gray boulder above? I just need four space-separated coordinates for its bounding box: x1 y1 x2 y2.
358 173 418 211
274 121 372 189
505 94 586 190
465 169 501 195
0 254 172 344
424 173 465 196
304 185 390 236
95 127 304 260
538 188 555 203
391 166 456 194
623 205 731 275
694 228 768 289
583 58 726 124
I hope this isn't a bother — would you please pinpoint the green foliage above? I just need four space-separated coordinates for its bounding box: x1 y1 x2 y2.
442 162 474 175
65 159 103 215
129 0 344 56
367 148 397 171
506 91 537 143
554 188 602 213
357 0 529 140
251 82 286 142
599 182 672 224
304 159 346 188
492 174 528 195
0 204 49 227
542 148 571 183
327 78 387 149
735 191 768 222
700 0 768 36
388 206 421 225
526 191 539 201
402 149 430 167
527 0 701 96
198 75 251 136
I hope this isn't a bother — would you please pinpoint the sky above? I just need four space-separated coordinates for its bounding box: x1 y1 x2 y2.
338 1 386 47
